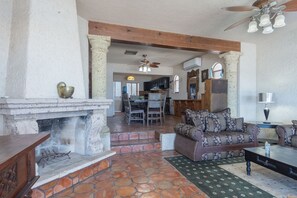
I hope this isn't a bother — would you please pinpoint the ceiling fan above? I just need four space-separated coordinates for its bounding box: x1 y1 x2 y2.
140 54 160 68
223 0 297 32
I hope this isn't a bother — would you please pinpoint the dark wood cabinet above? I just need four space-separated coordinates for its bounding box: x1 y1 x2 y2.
203 79 227 112
174 100 202 117
0 133 50 198
174 79 228 116
143 77 170 91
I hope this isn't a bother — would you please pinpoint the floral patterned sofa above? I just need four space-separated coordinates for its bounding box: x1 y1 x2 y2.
276 120 297 147
174 108 260 161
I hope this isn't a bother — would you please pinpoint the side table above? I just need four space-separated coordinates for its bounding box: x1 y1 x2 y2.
247 121 282 144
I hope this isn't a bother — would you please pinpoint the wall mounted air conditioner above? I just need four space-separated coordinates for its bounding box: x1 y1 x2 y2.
183 57 201 71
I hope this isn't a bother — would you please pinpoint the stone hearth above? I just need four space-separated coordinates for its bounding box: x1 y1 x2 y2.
0 98 116 188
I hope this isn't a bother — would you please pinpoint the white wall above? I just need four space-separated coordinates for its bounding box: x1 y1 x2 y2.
5 0 30 98
0 0 13 131
238 42 257 121
170 64 188 100
256 21 297 123
6 0 86 98
0 0 12 97
77 16 89 98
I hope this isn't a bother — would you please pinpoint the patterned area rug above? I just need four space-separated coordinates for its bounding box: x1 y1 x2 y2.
165 156 273 198
219 162 297 198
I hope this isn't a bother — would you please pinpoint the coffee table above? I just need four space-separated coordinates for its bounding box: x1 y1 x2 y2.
244 145 297 180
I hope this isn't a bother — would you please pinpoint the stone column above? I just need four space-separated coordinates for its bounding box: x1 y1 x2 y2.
4 116 38 135
219 51 242 117
88 35 111 99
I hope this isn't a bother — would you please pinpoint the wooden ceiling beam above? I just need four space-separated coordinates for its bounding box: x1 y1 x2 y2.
88 21 241 53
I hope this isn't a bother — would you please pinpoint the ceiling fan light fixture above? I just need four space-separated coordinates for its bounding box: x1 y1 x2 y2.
247 19 258 33
139 66 143 72
273 13 286 28
262 25 274 34
259 13 271 27
148 67 151 72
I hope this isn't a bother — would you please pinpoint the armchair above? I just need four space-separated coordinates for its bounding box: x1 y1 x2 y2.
276 120 297 147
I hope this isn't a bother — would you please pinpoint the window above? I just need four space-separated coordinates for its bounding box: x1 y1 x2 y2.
113 81 122 97
126 82 139 96
210 62 224 79
173 75 179 93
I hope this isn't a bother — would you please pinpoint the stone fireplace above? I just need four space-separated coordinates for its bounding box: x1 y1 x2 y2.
0 98 115 186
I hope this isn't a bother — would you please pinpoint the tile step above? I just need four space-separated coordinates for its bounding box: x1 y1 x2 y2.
111 130 156 141
111 139 161 154
111 138 159 146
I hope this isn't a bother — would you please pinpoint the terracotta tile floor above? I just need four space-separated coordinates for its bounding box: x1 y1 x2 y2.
108 112 181 134
54 114 208 197
55 151 208 198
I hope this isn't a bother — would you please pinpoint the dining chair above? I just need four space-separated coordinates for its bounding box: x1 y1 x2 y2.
147 93 162 126
161 93 167 122
122 93 145 125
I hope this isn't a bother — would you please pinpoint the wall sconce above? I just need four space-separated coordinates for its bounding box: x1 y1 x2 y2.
127 76 135 81
258 92 274 123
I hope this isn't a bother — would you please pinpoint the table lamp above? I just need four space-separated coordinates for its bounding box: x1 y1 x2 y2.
258 92 274 124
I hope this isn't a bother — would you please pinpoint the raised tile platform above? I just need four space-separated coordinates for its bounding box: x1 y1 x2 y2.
32 151 115 198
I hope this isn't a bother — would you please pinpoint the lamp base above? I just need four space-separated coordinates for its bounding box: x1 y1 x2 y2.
264 108 270 122
263 121 271 124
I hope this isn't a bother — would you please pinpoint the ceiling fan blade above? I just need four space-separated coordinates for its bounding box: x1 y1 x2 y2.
283 0 297 11
224 16 252 31
151 62 160 65
222 6 260 11
149 64 159 68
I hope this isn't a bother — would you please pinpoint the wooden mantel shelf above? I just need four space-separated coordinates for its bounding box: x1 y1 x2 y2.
0 133 50 198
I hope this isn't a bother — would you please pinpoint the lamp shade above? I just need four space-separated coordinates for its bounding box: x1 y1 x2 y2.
273 13 286 28
247 20 258 33
262 25 274 34
259 13 271 27
259 93 274 103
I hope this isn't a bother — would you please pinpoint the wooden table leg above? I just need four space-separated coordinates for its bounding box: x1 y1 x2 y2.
246 160 251 175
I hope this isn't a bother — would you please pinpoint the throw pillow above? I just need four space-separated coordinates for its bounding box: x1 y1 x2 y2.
174 123 203 141
185 109 209 131
226 117 244 132
213 108 231 131
205 113 221 133
292 120 297 132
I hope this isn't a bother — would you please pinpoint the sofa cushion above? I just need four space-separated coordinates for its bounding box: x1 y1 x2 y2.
213 108 231 131
226 118 244 132
174 123 203 141
185 109 209 131
205 113 221 133
201 131 252 147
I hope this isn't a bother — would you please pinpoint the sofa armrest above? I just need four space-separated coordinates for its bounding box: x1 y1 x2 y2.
174 123 203 141
244 123 260 142
276 125 295 146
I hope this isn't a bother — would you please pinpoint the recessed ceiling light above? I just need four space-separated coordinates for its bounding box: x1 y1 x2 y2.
124 50 138 55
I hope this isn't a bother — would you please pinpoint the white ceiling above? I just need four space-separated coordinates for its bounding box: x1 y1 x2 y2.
76 0 297 67
107 43 205 67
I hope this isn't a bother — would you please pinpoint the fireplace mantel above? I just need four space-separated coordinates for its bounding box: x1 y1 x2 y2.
0 98 113 119
0 98 113 155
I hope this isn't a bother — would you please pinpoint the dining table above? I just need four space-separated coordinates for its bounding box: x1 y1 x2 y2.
130 99 148 110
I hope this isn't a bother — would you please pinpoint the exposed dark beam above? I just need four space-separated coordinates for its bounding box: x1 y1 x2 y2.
89 21 241 53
